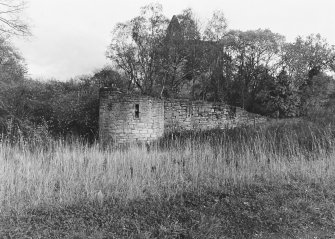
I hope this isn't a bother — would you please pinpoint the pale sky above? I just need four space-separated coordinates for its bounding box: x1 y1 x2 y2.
12 0 335 81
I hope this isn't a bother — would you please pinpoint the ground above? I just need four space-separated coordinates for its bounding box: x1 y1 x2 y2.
1 181 335 238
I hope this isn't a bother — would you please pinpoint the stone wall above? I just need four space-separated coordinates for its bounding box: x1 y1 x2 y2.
99 89 267 145
99 89 164 145
164 99 267 132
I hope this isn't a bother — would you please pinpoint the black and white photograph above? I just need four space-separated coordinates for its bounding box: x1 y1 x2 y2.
1 0 335 238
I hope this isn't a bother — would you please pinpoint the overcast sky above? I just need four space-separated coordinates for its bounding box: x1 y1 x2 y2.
12 0 335 81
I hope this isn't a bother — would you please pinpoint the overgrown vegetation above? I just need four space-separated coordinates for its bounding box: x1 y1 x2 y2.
1 111 335 237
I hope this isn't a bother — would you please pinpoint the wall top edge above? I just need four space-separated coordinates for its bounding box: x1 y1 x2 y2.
99 88 266 118
100 88 230 105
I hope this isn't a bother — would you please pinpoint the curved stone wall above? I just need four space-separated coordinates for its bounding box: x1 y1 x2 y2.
99 89 164 145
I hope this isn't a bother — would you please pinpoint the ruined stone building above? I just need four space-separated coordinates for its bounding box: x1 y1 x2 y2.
99 16 269 145
99 88 267 145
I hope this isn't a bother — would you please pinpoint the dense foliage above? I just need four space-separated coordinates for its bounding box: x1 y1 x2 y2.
106 3 335 116
0 66 126 142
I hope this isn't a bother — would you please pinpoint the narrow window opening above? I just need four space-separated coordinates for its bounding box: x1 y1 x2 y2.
187 103 192 117
135 104 140 118
229 106 236 119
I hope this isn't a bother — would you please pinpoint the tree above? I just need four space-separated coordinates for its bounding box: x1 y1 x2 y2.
106 3 168 95
159 15 186 97
0 0 30 135
180 10 228 101
243 29 284 109
48 77 100 141
0 36 27 131
178 9 205 99
272 70 301 117
281 34 335 115
0 0 30 37
204 10 228 41
159 8 203 98
177 8 201 41
197 29 285 106
302 73 335 116
0 37 26 86
92 66 127 89
281 34 335 88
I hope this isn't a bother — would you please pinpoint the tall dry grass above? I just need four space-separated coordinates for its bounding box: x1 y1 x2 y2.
1 118 335 214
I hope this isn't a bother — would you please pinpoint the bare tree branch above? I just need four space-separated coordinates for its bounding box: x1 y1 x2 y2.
0 0 30 37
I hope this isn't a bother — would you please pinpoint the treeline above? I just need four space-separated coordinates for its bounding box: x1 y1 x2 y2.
0 64 124 142
107 3 335 117
1 3 335 141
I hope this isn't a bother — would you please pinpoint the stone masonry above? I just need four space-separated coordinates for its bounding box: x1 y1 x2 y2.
164 99 267 133
99 88 267 145
99 88 164 145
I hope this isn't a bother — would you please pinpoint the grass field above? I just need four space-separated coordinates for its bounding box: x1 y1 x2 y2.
1 117 335 238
